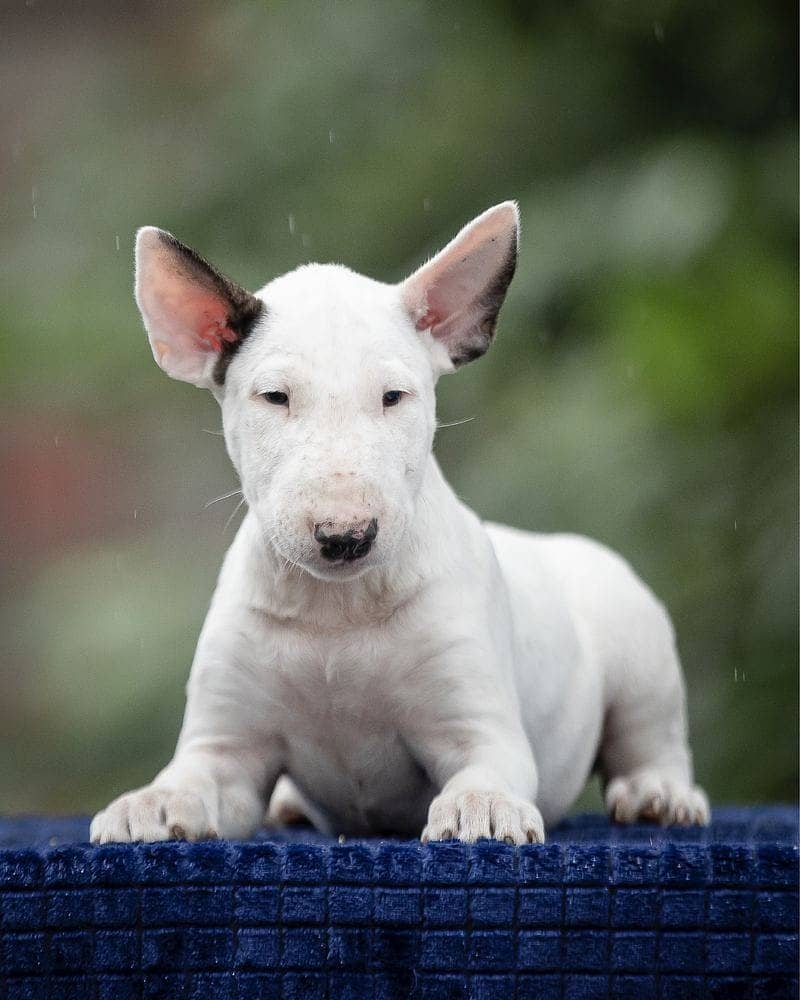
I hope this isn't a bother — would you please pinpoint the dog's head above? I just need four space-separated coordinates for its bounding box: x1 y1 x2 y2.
135 203 518 580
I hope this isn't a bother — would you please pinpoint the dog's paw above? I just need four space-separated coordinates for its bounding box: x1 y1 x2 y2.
90 787 217 844
421 790 545 845
606 771 710 827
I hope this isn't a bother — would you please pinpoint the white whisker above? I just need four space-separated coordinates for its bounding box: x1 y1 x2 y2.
205 488 243 508
436 416 475 429
265 534 295 575
223 496 247 533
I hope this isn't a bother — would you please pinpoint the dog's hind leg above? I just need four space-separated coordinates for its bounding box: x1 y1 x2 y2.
599 635 709 827
266 775 330 832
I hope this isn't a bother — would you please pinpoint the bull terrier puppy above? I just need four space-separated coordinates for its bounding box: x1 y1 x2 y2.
90 203 709 845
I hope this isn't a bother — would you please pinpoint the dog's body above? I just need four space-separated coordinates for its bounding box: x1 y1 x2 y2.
91 203 708 846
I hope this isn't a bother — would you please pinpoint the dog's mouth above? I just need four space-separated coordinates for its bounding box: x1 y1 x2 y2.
306 549 378 581
269 541 379 582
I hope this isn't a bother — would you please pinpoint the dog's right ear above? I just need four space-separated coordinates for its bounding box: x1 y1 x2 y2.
134 227 263 387
401 202 518 369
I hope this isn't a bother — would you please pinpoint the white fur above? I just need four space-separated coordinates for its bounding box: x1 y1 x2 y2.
91 203 708 846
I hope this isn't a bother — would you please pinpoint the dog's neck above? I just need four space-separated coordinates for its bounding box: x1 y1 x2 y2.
241 456 452 632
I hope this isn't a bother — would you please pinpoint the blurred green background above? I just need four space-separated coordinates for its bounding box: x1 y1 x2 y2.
1 0 796 817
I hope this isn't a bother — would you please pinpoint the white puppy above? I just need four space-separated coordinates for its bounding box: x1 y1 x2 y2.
90 203 708 846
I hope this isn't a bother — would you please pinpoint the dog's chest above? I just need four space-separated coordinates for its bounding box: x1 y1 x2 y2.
266 626 433 833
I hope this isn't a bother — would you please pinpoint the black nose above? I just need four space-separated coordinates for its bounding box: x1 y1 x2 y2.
314 519 378 562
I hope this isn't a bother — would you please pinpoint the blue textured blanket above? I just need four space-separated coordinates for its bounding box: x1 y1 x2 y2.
1 807 797 999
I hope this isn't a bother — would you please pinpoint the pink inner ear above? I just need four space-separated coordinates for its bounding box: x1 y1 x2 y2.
197 319 237 351
181 291 237 353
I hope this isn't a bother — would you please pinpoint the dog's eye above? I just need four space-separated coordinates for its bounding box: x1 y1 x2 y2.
263 391 289 406
383 390 403 408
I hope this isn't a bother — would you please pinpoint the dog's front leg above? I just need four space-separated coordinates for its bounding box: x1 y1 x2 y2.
91 651 282 844
406 695 545 845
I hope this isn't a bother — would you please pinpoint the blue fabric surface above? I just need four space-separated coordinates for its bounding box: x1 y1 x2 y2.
0 807 797 999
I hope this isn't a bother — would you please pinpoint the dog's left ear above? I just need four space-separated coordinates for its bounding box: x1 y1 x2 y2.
401 201 518 368
135 227 263 387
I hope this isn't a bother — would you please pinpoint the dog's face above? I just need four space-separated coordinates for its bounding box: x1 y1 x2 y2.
134 203 518 580
219 267 439 580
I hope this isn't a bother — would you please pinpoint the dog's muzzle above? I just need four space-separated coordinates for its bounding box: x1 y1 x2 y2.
313 519 378 562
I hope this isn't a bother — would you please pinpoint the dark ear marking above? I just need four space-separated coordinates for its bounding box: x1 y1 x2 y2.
449 237 517 367
154 231 264 386
212 301 263 385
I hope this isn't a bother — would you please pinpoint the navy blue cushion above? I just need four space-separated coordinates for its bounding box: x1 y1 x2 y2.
0 807 797 998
